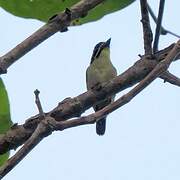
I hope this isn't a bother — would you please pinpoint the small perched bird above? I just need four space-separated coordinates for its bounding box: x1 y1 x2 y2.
86 38 117 135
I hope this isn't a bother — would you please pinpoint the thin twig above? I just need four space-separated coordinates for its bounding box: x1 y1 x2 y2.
165 30 180 39
34 89 45 119
147 3 180 38
153 0 165 53
0 90 49 178
140 0 153 55
160 71 180 86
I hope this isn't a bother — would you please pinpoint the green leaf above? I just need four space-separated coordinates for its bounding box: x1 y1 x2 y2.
72 0 135 25
0 153 9 167
0 0 135 25
0 78 11 133
0 78 12 166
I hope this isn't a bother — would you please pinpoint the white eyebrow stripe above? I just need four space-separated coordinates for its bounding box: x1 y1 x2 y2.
93 43 104 58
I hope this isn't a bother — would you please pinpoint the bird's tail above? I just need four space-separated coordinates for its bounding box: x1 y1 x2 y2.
96 117 106 136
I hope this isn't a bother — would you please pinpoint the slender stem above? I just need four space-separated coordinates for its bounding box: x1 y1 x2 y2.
153 0 165 53
148 3 180 38
34 89 45 119
165 30 180 39
160 71 180 86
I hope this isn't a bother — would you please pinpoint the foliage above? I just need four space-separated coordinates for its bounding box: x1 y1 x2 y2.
0 0 135 25
0 78 12 166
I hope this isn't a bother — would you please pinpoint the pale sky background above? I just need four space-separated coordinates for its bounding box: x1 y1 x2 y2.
0 0 180 180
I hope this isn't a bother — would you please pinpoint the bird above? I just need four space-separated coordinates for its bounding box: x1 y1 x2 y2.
86 38 117 135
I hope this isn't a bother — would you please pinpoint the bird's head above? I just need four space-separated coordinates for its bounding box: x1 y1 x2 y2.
90 38 111 64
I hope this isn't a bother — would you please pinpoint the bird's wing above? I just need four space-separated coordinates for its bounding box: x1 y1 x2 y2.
86 66 101 90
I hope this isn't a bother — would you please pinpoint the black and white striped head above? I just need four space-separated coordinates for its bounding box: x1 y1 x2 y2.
90 38 111 64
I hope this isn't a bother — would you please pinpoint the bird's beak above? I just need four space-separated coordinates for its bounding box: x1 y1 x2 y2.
104 38 111 48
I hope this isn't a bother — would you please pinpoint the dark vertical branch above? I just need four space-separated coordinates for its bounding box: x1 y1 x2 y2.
140 0 153 55
153 0 165 53
147 3 166 35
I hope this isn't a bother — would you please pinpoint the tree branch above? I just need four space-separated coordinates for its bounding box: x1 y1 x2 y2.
64 41 180 130
0 43 179 155
140 0 153 55
0 117 54 179
0 0 105 74
0 1 179 178
160 71 180 86
1 40 180 178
